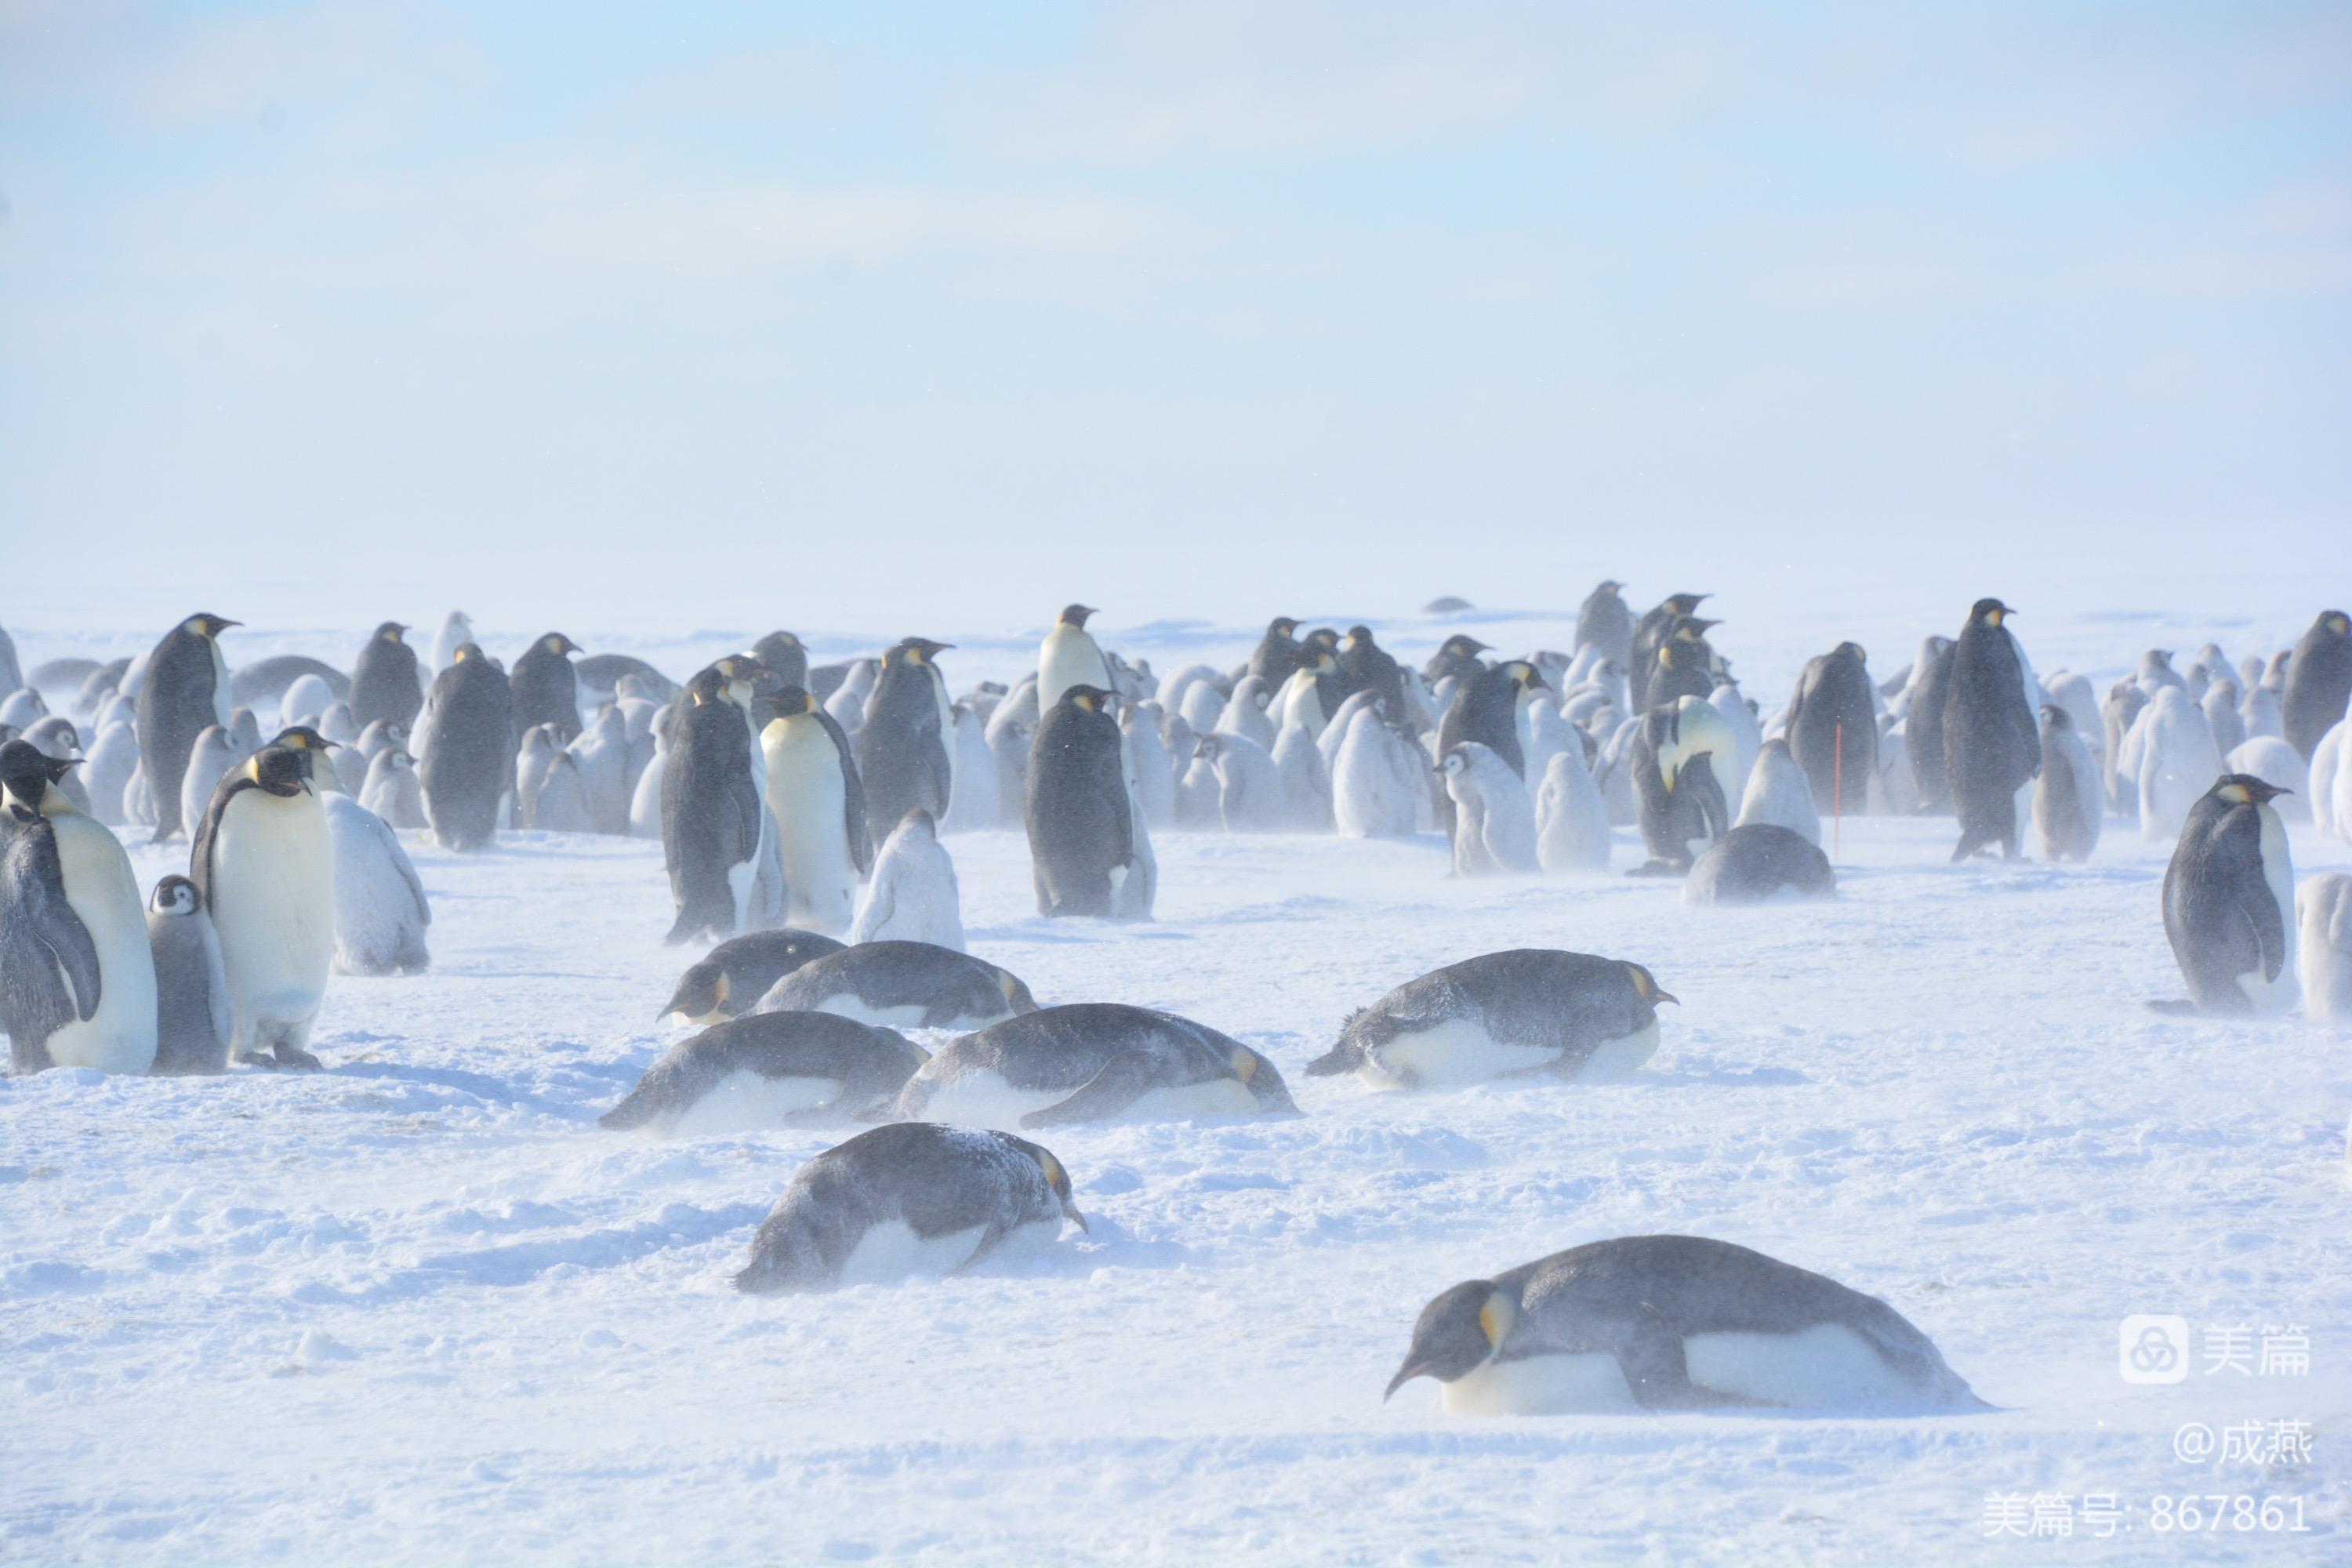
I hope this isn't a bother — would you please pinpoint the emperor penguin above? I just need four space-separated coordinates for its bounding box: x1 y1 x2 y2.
1385 1235 1984 1414
1270 718 1335 831
1629 697 1735 874
2031 705 2103 862
1037 604 1112 711
2156 775 2298 1016
1119 700 1174 829
510 632 584 743
514 724 563 826
1574 580 1634 668
1535 742 1612 873
0 739 158 1073
1735 737 1820 847
938 702 1001 833
751 631 810 691
348 623 423 731
1437 659 1547 782
602 1011 927 1136
706 654 789 932
753 940 1038 1032
1025 684 1135 916
2203 678 2246 758
2296 873 2352 1023
2223 737 2310 821
0 686 45 730
857 638 955 844
321 793 430 976
850 808 964 951
1684 823 1835 906
429 612 475 676
1338 626 1407 720
897 1004 1297 1131
566 706 633 835
146 874 232 1074
1195 731 1283 833
1181 673 1233 737
191 738 336 1069
176 726 241 851
1944 598 2040 861
1422 634 1492 690
1442 742 1539 877
662 667 766 945
2103 678 2149 811
2241 681 2284 742
1212 674 1276 750
1628 593 1708 711
277 673 336 732
657 928 846 1028
1334 705 1426 840
755 684 870 938
1784 643 1876 814
1308 949 1675 1090
576 653 677 711
0 623 17 697
732 1123 1085 1294
82 719 140 826
2136 686 2224 843
2283 611 2352 761
1248 617 1305 688
134 612 238 840
416 643 514 851
359 746 426 830
1270 648 1341 740
1648 626 1721 708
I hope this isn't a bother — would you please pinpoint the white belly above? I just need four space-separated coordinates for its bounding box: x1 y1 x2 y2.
666 1069 844 1138
764 724 860 936
42 814 158 1073
1123 1078 1262 1120
1364 1018 1564 1089
1439 1352 1641 1415
808 995 938 1030
1570 1020 1660 1082
837 1221 989 1287
212 793 335 1044
909 1069 1064 1132
1038 628 1111 712
1682 1324 1921 1410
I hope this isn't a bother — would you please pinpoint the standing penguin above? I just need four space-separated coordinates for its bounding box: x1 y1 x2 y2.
416 644 514 851
662 667 765 946
857 638 954 845
1534 742 1612 873
191 739 336 1069
1248 617 1304 688
756 685 871 938
2282 611 2352 762
321 793 430 976
1904 635 1958 811
0 740 158 1073
429 612 475 675
2136 686 2224 843
146 874 231 1074
1784 642 1876 814
1422 634 1492 690
566 707 633 834
751 631 811 691
2156 775 2298 1016
1733 737 1820 847
1944 598 2040 862
1574 581 1634 668
1443 742 1540 876
849 808 964 951
176 725 241 847
1337 627 1407 721
1333 706 1426 840
510 633 584 743
359 746 426 829
134 612 238 840
2032 706 2103 862
1026 685 1134 917
1629 697 1735 874
1437 659 1548 790
1628 593 1707 712
1037 605 1112 711
349 622 423 731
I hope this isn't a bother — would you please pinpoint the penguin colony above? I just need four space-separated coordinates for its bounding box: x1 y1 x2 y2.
4 593 2352 1420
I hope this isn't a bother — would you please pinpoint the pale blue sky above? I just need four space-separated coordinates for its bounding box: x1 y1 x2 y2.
4 2 2347 635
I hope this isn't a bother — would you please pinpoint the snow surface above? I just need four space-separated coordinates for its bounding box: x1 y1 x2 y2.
6 605 2352 1566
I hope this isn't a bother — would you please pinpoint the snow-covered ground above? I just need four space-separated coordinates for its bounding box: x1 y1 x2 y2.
6 604 2352 1565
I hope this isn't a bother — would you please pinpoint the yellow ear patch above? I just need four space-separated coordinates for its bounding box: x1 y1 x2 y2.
1478 1292 1515 1348
998 973 1018 1001
1230 1049 1257 1083
1036 1151 1065 1187
714 972 731 1004
2220 783 2250 804
242 756 263 782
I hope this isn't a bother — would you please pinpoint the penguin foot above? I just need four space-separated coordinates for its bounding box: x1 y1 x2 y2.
235 1051 281 1070
269 1045 325 1071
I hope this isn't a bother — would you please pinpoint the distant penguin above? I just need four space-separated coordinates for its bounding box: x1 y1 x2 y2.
510 632 583 743
1119 701 1174 829
2156 775 2298 1016
2297 873 2352 1023
751 631 810 691
754 684 869 938
1944 598 2039 860
349 622 423 731
1630 697 1735 873
2136 650 2185 697
565 707 632 834
133 612 237 840
1574 580 1634 667
602 1011 927 1136
576 654 678 710
1026 685 1136 916
2136 687 2223 843
429 612 475 675
1900 637 1958 811
1248 617 1305 689
1648 625 1720 708
1784 643 1875 814
1422 634 1492 689
1443 742 1539 876
82 720 140 826
358 746 426 829
1270 720 1334 832
0 624 17 698
176 725 239 839
1385 1235 1983 1414
2240 681 2284 744
1037 604 1112 711
1684 823 1835 906
416 644 514 851
662 668 765 945
2223 737 2309 822
850 809 964 951
191 739 335 1068
1181 675 1232 738
1212 674 1276 749
1734 737 1820 847
230 656 347 715
2102 678 2149 811
514 724 561 826
1705 681 1759 804
0 687 44 731
1269 649 1338 741
1534 745 1612 874
146 874 231 1074
858 638 954 844
322 793 430 977
658 929 847 1027
0 740 158 1073
1195 731 1283 832
897 1004 1296 1131
2282 611 2352 761
276 673 335 732
1308 949 1674 1089
1337 626 1407 720
1437 659 1546 784
2202 679 2246 757
939 702 1002 834
1334 706 1428 840
985 683 1037 829
754 941 1036 1031
2032 706 2103 862
1628 593 1707 711
732 1123 1085 1294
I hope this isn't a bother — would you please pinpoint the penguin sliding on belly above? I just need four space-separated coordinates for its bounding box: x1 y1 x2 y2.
601 1011 929 1136
2154 775 2299 1016
895 1003 1299 1131
1308 949 1674 1091
658 928 848 1027
753 941 1038 1031
1385 1236 1986 1415
734 1122 1086 1294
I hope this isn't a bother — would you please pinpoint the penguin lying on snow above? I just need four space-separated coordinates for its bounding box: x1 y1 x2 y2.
2154 774 2298 1016
895 1004 1298 1131
1308 949 1675 1090
659 928 848 1026
601 1011 928 1136
1682 823 1834 906
754 941 1037 1031
734 1122 1086 1294
1386 1236 1986 1414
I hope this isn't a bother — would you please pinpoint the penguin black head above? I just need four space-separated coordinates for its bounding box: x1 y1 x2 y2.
659 960 730 1024
1442 635 1490 659
1622 962 1680 1008
2213 774 2290 808
891 637 953 666
151 874 201 916
373 622 408 643
1058 604 1098 627
1062 684 1116 715
1662 593 1708 615
245 745 314 798
760 684 818 720
1267 616 1300 637
1007 1137 1087 1232
1345 625 1375 646
1305 628 1341 652
183 612 240 639
1968 598 2016 626
1835 641 1866 663
1598 579 1624 595
270 726 338 765
1499 660 1548 693
1673 619 1722 640
539 633 583 658
1386 1279 1507 1399
0 739 75 822
452 641 486 664
686 668 731 705
1193 734 1223 760
2321 611 2350 638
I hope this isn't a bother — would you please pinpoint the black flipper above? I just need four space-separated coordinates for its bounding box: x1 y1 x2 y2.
0 822 101 1071
1020 1050 1163 1129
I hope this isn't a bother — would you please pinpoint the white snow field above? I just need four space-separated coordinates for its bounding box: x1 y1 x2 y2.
6 604 2352 1566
